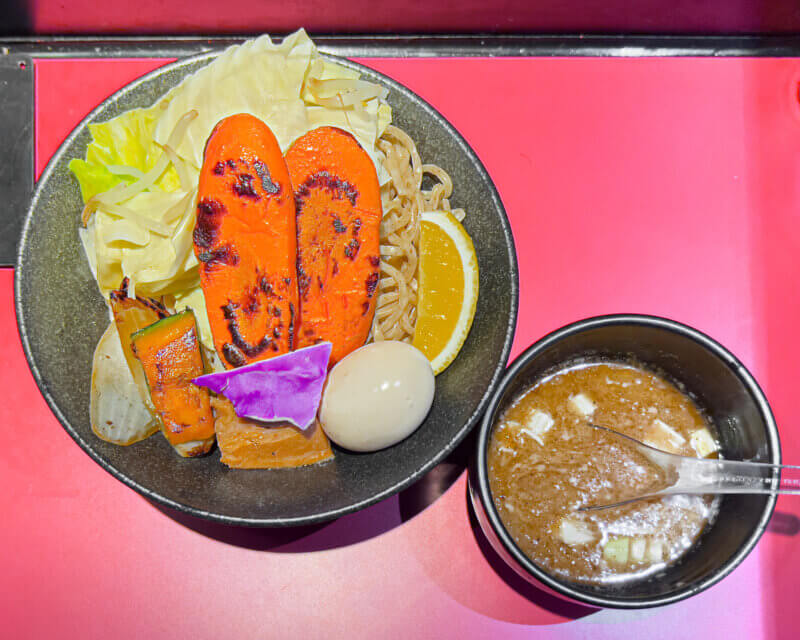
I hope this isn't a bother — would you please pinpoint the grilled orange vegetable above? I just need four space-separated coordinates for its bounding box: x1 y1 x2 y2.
211 397 333 469
109 277 168 416
285 126 382 366
131 310 215 457
194 113 298 369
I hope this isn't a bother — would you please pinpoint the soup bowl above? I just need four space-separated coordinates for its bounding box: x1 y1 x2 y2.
469 314 779 608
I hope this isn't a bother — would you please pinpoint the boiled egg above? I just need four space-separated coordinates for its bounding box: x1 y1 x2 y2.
319 342 435 452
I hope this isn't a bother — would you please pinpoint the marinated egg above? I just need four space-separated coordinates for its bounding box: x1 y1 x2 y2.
319 342 435 452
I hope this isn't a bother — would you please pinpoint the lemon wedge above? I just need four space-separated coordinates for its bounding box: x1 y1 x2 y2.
412 211 479 375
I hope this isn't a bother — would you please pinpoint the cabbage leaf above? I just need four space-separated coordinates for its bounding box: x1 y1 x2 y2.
69 106 180 202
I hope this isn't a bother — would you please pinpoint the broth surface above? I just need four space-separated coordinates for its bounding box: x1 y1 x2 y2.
488 362 720 584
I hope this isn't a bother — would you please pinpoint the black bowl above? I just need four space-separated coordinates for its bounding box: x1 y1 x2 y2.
470 314 779 608
15 51 518 526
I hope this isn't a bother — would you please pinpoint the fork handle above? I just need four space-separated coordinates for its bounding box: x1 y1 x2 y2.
666 457 800 495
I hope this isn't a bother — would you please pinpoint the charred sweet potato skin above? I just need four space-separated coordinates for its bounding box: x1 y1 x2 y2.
131 311 215 446
285 127 382 366
194 114 299 369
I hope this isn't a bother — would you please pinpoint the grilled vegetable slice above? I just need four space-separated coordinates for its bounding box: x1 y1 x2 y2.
109 277 168 412
194 113 298 369
211 397 333 469
285 126 382 366
91 323 160 445
131 310 215 457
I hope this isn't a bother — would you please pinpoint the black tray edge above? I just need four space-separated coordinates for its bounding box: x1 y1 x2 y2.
3 34 800 59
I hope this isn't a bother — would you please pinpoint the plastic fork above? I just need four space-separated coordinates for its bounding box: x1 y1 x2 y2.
579 424 800 511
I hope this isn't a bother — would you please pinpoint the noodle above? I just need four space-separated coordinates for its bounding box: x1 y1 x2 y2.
372 125 465 343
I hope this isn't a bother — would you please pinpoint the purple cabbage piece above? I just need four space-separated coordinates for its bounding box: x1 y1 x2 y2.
193 342 332 430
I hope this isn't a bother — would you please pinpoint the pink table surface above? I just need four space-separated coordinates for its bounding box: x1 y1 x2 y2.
3 55 800 638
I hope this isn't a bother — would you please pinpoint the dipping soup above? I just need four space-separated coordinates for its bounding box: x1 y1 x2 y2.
488 361 720 585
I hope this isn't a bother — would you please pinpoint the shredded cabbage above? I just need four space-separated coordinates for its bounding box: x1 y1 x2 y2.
90 190 198 294
72 29 393 356
172 285 214 349
153 29 391 181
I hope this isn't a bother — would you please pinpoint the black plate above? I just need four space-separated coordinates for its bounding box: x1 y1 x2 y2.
15 50 518 526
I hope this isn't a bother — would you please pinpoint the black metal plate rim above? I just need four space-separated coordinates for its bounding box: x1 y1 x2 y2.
14 49 520 527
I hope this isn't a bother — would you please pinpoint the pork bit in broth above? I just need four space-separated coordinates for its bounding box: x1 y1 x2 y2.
488 362 721 585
